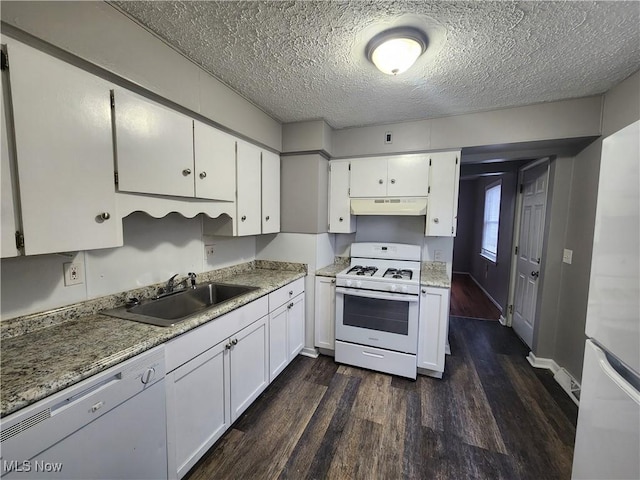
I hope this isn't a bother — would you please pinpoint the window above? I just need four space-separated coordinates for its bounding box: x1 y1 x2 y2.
481 181 501 263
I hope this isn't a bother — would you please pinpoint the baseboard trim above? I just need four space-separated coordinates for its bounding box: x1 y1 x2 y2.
465 273 503 313
527 352 580 406
499 315 508 326
300 347 319 358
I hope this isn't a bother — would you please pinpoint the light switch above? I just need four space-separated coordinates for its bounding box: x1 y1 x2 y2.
562 249 573 264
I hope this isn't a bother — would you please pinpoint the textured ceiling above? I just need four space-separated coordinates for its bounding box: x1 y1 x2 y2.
110 1 640 130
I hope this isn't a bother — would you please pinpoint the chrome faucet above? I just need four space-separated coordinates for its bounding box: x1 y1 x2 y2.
158 272 197 297
176 272 197 290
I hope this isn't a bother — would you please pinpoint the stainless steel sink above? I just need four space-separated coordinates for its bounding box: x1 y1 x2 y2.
102 283 259 327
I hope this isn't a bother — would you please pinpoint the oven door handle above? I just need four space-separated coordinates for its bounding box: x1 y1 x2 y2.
335 287 419 303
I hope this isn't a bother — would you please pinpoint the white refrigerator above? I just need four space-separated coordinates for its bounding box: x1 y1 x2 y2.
572 119 640 479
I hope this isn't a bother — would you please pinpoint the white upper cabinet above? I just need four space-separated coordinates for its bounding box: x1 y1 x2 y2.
425 151 461 237
349 154 430 198
6 40 121 255
113 88 195 198
1 53 19 258
261 150 280 234
328 160 356 233
236 141 262 236
193 121 236 201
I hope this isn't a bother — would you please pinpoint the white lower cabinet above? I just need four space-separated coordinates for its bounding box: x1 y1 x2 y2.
314 276 336 351
417 286 450 378
268 278 305 381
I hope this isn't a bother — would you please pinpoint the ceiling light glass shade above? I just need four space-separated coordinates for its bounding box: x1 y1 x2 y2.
366 28 428 76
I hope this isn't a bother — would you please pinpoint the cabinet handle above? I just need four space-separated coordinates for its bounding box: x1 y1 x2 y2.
390 178 396 184
265 215 270 221
378 179 384 184
433 218 439 224
288 302 294 309
289 290 293 296
182 168 192 176
241 215 247 222
199 171 207 179
100 212 111 220
231 338 238 345
339 217 344 222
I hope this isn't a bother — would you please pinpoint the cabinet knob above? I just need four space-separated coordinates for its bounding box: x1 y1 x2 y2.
339 217 344 222
288 302 294 309
182 168 192 176
265 215 270 221
433 217 439 223
241 215 247 222
100 212 111 220
289 290 293 296
231 338 238 346
378 179 384 184
225 342 232 350
331 279 336 284
421 289 426 294
199 171 207 179
390 179 396 184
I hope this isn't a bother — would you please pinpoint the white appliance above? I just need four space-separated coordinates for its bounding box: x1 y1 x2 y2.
335 242 421 379
0 346 168 480
571 120 640 480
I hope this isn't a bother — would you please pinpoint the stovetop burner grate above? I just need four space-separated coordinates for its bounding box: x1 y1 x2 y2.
382 268 413 280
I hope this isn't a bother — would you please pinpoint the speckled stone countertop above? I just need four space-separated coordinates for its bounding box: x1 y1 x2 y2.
316 256 350 277
0 261 306 418
421 261 451 288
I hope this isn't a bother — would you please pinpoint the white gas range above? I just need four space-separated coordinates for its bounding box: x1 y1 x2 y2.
335 242 421 379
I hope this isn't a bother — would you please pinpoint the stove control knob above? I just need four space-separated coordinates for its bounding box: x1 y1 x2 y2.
356 281 362 288
401 285 408 293
346 280 352 287
390 284 397 292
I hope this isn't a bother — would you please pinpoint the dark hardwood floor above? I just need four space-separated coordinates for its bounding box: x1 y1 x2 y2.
450 273 502 320
185 317 577 480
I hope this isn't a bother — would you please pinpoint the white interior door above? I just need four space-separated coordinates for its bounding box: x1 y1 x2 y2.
512 163 548 347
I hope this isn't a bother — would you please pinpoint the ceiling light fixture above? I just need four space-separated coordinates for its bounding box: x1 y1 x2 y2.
366 27 428 76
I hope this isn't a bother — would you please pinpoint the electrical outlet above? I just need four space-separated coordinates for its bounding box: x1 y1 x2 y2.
562 249 573 264
63 262 84 286
205 244 215 256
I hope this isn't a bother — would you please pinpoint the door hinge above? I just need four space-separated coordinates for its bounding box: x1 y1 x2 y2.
451 227 454 234
515 245 518 255
456 156 458 165
429 158 432 166
110 91 115 109
348 163 351 171
519 183 524 194
1 50 8 71
114 171 119 185
15 231 24 249
348 188 350 195
428 186 431 194
509 304 514 315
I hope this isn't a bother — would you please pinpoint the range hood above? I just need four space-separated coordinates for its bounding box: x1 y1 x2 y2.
350 197 428 216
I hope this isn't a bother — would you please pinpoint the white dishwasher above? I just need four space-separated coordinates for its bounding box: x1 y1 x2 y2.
0 345 168 480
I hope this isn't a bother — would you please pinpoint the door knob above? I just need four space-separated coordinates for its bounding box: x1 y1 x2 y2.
531 271 539 278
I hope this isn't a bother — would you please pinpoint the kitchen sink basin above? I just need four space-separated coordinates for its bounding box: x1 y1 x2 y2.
102 283 259 327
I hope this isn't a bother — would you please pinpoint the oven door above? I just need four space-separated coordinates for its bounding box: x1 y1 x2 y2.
335 287 419 354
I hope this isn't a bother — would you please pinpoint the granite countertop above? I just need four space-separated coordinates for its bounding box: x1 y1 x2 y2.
421 261 451 288
0 261 306 418
316 256 350 277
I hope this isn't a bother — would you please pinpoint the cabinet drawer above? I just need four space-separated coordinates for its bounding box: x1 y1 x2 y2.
268 278 304 311
335 340 417 379
166 296 268 372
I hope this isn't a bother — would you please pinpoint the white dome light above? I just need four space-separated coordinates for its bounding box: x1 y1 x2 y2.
366 28 428 76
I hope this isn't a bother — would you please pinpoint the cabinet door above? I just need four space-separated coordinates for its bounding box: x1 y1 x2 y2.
8 41 120 255
1 60 19 258
236 141 262 236
314 277 336 351
426 151 460 236
113 88 194 198
193 121 236 201
287 293 305 359
388 154 430 197
168 341 230 478
261 150 280 234
230 316 269 421
328 161 356 233
269 303 288 381
417 287 450 375
349 157 388 197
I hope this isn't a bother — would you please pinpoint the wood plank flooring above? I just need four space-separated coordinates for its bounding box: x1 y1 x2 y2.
450 273 502 320
185 317 577 480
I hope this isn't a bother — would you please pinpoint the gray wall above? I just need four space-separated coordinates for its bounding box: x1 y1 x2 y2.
467 173 518 312
534 70 640 382
452 180 476 272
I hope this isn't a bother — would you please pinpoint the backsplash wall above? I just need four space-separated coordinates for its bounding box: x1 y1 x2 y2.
0 213 257 319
